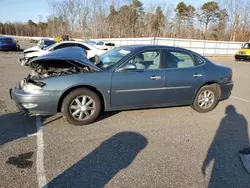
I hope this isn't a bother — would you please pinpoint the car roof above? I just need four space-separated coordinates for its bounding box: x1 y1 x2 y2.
60 41 87 44
59 40 94 47
118 44 193 53
0 36 13 39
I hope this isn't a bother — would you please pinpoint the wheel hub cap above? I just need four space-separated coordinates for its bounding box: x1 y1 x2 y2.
70 95 95 121
197 90 215 109
80 106 87 111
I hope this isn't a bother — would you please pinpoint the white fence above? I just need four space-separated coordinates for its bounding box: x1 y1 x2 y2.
93 37 243 57
2 35 243 56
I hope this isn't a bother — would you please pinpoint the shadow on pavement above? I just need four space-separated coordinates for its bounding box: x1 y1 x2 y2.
0 110 120 146
6 152 34 168
41 111 119 126
0 113 37 145
46 131 148 188
96 111 119 122
202 105 250 187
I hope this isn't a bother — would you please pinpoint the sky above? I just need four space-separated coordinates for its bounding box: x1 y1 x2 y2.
0 0 208 23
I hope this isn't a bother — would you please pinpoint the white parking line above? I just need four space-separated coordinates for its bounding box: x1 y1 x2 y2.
231 96 250 103
36 116 47 188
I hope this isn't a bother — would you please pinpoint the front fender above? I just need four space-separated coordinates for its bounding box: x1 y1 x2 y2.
41 72 113 110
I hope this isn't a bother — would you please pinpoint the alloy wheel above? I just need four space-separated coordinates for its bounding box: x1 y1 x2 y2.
70 95 95 121
197 90 215 109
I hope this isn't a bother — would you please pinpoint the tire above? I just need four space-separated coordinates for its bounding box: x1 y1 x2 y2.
192 85 219 113
61 88 101 125
28 57 38 68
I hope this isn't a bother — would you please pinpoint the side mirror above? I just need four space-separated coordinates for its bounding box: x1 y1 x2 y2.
117 63 137 72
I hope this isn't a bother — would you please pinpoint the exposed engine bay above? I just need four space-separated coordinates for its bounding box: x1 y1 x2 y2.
29 59 94 80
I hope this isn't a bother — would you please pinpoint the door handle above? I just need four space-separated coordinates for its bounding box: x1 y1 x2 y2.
193 73 203 78
150 76 162 80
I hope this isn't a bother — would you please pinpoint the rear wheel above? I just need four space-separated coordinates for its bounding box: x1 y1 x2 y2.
192 85 219 113
62 88 101 125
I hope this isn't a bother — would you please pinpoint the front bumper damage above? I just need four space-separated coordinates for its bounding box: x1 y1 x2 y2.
10 87 59 115
10 78 60 115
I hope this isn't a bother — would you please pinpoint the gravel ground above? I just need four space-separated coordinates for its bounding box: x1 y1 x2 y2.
0 48 250 188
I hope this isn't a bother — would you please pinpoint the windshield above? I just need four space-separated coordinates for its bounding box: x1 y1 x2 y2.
242 43 250 49
43 43 57 50
96 47 132 69
44 40 56 46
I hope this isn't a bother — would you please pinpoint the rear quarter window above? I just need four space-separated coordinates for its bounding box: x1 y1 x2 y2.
194 55 206 66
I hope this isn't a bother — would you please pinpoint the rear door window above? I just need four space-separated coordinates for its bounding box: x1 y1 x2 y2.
165 50 195 69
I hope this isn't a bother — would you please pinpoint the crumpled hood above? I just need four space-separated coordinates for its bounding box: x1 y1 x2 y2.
30 47 102 71
24 45 42 53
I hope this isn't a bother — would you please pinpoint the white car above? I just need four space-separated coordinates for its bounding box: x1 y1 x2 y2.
84 40 116 50
23 39 56 54
20 41 107 66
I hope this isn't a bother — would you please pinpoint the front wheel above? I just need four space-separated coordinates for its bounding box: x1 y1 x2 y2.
192 85 219 113
62 88 101 125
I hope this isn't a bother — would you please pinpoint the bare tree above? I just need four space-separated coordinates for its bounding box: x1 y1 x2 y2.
47 0 58 36
223 0 244 41
1 0 250 42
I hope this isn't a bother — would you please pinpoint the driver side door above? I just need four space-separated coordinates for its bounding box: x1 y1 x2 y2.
110 49 165 108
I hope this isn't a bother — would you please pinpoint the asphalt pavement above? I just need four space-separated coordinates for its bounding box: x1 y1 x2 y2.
1 43 250 188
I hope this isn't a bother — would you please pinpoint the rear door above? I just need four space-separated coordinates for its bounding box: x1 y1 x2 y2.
163 49 205 105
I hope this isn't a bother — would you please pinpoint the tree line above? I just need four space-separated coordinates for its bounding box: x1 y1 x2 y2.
0 0 250 42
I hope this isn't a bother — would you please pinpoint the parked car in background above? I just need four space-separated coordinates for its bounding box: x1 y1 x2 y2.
84 40 115 50
235 43 250 60
0 36 20 51
38 39 56 49
11 45 233 126
20 41 107 66
23 39 56 54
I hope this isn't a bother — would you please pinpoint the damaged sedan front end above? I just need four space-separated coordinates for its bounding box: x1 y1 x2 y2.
10 47 101 115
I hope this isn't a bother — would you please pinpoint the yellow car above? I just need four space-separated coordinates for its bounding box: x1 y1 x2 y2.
235 43 250 60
